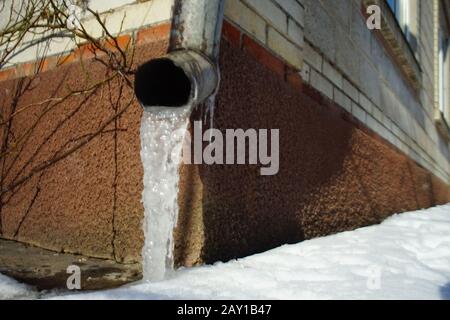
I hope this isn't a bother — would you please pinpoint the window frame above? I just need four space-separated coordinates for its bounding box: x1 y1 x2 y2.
434 0 450 140
363 0 421 91
438 10 449 123
386 0 411 41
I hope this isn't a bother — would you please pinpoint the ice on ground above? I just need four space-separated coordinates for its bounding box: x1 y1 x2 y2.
1 204 450 300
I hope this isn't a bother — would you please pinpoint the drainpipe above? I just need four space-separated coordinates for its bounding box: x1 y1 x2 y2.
134 0 225 117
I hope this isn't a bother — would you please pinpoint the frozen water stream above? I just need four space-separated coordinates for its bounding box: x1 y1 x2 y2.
140 109 190 281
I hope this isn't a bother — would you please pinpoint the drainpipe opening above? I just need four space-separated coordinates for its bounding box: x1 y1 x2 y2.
134 58 192 108
134 50 219 114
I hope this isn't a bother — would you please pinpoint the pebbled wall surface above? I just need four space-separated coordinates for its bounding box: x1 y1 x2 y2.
173 38 450 266
0 37 168 263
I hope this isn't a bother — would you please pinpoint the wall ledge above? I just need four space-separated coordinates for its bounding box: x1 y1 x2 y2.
435 109 450 141
362 0 421 92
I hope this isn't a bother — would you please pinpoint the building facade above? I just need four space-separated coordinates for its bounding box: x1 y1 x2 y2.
0 0 449 266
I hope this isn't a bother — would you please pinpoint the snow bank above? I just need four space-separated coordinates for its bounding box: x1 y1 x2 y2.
0 273 36 300
2 204 450 299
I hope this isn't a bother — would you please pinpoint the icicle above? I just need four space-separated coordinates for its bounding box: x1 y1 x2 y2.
140 109 190 281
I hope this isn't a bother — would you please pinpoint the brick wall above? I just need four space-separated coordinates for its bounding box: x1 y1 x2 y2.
300 0 449 184
2 1 449 184
0 0 173 68
224 0 449 184
224 0 305 71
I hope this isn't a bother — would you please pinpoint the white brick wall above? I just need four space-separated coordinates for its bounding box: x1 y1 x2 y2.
352 101 367 123
267 27 303 69
303 41 322 71
87 0 136 13
81 0 172 39
310 68 333 99
333 87 351 112
1 0 173 67
323 60 342 89
244 0 288 34
273 0 304 26
225 0 304 70
287 19 304 48
359 93 373 115
224 0 266 43
342 78 359 103
300 61 311 82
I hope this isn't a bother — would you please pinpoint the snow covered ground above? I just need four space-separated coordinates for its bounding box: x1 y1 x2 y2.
1 204 450 300
0 273 37 300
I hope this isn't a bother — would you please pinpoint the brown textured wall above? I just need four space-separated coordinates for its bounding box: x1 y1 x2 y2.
1 33 449 266
173 39 450 266
0 39 168 263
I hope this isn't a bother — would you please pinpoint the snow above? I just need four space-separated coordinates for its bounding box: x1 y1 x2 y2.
1 204 450 300
0 273 36 300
